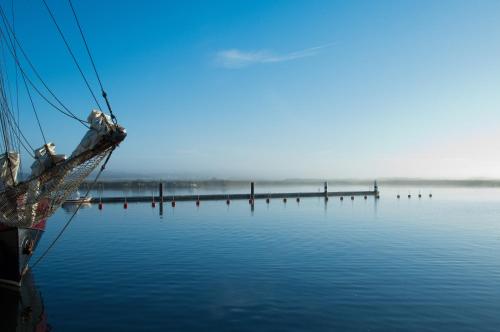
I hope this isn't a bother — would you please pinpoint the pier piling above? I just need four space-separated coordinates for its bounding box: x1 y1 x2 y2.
159 183 164 203
159 182 164 216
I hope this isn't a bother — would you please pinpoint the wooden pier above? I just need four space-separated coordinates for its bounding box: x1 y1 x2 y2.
90 181 380 204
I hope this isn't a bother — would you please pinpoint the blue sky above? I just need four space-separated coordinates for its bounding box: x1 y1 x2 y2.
6 0 500 179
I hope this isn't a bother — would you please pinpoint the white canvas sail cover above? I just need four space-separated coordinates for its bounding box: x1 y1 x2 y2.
71 110 119 158
0 109 125 227
0 152 20 190
30 143 67 177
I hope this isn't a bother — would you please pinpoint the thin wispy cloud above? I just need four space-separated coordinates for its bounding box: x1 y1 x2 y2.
215 44 332 68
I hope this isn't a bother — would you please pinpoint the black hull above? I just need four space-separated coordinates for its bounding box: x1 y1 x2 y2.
0 226 43 288
0 270 49 331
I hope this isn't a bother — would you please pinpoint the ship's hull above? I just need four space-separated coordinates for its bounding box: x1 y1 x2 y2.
0 224 44 288
0 269 48 331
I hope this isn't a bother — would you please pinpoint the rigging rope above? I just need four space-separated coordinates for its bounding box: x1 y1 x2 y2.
67 0 117 124
0 20 50 147
0 45 16 148
3 110 35 157
20 66 47 145
0 51 13 152
29 148 115 270
0 66 16 184
0 6 88 127
41 0 103 111
11 0 20 156
0 75 36 154
0 39 26 159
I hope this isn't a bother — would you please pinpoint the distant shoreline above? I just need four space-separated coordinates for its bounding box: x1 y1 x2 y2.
81 178 500 189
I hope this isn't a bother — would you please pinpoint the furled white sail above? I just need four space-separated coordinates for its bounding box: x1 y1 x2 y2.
0 152 20 190
30 143 67 177
72 110 122 157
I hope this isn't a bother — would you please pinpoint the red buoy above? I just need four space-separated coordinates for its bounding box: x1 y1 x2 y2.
98 202 103 210
152 201 156 208
124 202 128 209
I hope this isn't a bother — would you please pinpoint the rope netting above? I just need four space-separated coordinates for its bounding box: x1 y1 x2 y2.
0 145 113 228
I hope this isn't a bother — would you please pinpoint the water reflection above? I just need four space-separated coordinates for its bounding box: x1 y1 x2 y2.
61 202 92 214
0 271 49 332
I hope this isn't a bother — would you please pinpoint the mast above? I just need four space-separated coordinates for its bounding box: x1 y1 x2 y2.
0 31 20 189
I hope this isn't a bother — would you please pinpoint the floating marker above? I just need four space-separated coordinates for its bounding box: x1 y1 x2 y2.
340 196 344 201
172 201 176 207
296 197 300 203
364 196 367 200
418 194 422 198
283 198 287 203
98 202 103 210
196 200 200 207
152 201 156 208
266 197 270 204
408 194 411 198
397 194 400 199
124 202 128 209
226 199 230 205
351 196 354 200
429 193 433 198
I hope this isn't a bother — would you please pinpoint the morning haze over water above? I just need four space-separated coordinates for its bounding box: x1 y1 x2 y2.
1 1 500 331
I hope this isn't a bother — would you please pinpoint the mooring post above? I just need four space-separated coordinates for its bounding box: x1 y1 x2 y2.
324 181 328 197
250 182 255 199
159 182 164 216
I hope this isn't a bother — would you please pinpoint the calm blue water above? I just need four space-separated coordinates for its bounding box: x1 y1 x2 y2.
18 187 500 330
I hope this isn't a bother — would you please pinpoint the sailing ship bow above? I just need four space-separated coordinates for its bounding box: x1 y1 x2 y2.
0 1 126 229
